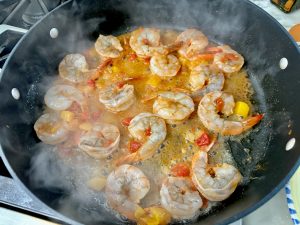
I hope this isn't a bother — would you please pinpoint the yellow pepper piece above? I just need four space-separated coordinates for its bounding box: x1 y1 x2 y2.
136 206 171 225
234 101 249 118
149 207 171 225
147 76 161 88
135 206 146 219
60 111 74 122
79 122 92 131
111 66 120 73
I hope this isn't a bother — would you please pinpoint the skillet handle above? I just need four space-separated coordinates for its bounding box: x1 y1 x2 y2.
0 175 58 219
0 24 27 35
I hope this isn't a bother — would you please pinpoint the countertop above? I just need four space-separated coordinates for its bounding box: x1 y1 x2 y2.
0 1 299 225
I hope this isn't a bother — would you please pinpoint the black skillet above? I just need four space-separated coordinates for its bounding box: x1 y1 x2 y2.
0 0 300 224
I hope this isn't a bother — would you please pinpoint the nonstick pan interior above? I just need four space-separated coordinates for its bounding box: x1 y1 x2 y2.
0 0 300 224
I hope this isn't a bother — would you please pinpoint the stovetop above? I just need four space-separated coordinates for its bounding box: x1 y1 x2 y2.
0 1 299 225
0 0 67 223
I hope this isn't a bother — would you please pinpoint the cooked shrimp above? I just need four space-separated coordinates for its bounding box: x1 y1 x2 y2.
44 85 85 111
105 164 150 220
116 113 166 165
129 27 167 58
176 29 209 60
160 177 202 219
34 113 69 145
213 45 244 73
153 92 194 124
95 35 123 58
99 83 135 112
59 54 92 83
78 123 120 159
150 54 181 78
197 91 263 135
189 64 225 95
191 151 242 201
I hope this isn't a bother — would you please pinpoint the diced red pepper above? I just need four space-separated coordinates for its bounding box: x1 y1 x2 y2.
121 117 133 126
143 57 151 64
91 111 101 121
142 39 150 45
117 81 126 89
215 97 224 112
195 133 211 147
145 127 152 136
205 47 223 54
171 163 190 177
80 111 90 120
129 140 142 153
87 79 96 88
128 53 137 61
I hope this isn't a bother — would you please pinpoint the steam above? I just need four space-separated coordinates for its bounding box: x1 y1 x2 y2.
19 0 292 224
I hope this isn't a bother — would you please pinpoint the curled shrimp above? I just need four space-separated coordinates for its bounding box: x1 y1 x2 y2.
160 176 202 219
44 85 85 111
191 151 242 201
197 91 263 135
95 34 123 58
99 83 135 112
175 29 209 60
116 113 167 165
213 45 244 73
189 64 224 95
105 164 150 220
78 123 120 159
153 92 194 124
150 54 181 78
59 54 92 83
34 113 69 145
129 27 167 58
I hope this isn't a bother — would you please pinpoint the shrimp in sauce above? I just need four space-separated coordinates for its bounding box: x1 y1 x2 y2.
198 91 263 135
150 54 181 78
99 83 135 112
153 92 194 124
129 27 167 58
44 85 85 111
59 54 93 83
34 113 69 145
78 123 120 159
116 113 166 165
95 35 123 58
160 176 202 219
105 164 150 220
213 45 244 74
189 64 225 96
191 151 242 201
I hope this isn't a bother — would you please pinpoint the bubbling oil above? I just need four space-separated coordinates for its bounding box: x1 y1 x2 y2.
32 28 259 224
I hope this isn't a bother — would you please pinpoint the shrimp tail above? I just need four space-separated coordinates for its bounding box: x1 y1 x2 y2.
242 114 264 131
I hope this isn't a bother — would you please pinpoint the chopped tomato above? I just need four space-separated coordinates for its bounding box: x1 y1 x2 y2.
143 57 151 64
80 111 90 120
128 53 137 61
91 111 101 121
142 39 150 45
221 53 238 62
121 117 133 126
171 163 190 177
195 133 210 147
145 127 151 136
117 81 125 89
194 53 215 61
205 47 223 54
129 140 142 153
215 97 224 112
87 79 96 88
